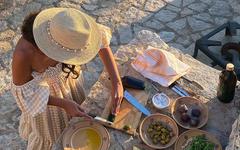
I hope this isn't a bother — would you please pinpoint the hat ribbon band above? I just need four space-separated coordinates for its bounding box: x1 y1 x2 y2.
47 21 89 53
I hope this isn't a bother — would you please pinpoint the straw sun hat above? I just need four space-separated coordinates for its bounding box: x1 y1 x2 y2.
33 7 102 65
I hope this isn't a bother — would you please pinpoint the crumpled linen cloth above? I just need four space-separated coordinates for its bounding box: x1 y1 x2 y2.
131 46 190 87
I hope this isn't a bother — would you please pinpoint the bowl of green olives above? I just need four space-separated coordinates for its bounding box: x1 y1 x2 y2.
139 114 179 149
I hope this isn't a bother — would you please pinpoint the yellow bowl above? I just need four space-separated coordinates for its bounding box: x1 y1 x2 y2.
62 121 110 150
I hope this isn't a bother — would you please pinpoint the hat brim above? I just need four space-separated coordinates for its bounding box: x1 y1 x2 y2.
33 8 102 65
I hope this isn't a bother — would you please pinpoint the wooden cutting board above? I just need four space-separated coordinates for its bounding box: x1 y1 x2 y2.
101 88 149 135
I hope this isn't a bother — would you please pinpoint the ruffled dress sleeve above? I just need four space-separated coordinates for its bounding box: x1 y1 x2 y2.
97 23 112 49
11 78 50 117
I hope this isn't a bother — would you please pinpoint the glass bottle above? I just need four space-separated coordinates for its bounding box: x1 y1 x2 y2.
217 63 237 103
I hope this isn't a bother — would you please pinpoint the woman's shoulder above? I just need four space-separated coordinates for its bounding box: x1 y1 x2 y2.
12 37 34 86
14 37 35 59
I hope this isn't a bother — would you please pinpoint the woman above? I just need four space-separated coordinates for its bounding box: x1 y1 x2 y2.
11 7 123 149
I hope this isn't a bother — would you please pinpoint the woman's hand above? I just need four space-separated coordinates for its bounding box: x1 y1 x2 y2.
98 47 123 115
62 100 92 120
111 81 124 115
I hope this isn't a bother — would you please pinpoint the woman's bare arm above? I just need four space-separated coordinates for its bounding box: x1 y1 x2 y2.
98 47 123 115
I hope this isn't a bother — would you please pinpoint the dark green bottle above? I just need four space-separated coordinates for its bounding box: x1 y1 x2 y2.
217 63 237 103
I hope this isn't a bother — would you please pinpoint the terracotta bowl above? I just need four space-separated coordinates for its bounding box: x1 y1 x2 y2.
175 129 222 150
62 121 110 150
171 96 208 129
139 113 179 149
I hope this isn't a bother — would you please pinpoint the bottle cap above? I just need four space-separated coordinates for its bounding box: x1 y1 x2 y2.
226 63 234 71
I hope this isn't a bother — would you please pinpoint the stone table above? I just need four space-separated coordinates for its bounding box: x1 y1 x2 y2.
59 30 240 150
1 0 240 149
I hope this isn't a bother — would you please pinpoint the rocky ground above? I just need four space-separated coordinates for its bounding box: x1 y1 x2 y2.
0 0 240 149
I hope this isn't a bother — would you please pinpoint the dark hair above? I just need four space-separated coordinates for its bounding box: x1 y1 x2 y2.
62 64 79 79
21 12 79 79
21 12 39 47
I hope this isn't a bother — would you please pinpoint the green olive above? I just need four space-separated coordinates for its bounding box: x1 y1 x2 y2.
161 134 166 140
165 137 170 143
123 125 131 131
166 130 169 133
153 138 158 144
161 128 167 133
160 140 166 145
147 128 153 133
156 126 161 131
166 134 170 139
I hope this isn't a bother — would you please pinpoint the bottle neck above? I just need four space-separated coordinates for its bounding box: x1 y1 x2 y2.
226 70 233 72
223 69 237 80
226 69 234 72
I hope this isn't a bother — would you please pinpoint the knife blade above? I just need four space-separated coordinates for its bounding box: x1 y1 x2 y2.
124 90 151 116
173 84 190 96
88 113 113 126
169 82 190 97
171 86 186 97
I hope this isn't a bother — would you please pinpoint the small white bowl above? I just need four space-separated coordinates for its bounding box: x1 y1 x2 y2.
152 93 170 110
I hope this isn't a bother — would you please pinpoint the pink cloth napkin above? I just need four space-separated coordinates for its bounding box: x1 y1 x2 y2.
131 46 190 87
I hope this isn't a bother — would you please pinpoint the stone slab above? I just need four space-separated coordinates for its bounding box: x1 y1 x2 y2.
79 30 239 149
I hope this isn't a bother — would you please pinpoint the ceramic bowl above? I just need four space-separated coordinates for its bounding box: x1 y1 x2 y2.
139 113 179 149
62 121 110 150
171 96 208 129
175 129 222 150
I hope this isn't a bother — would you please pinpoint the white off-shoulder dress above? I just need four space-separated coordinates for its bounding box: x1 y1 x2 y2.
11 24 112 150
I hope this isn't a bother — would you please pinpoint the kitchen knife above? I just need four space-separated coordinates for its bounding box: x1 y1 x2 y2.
124 90 151 116
173 84 190 96
169 82 190 97
171 86 186 97
88 113 113 126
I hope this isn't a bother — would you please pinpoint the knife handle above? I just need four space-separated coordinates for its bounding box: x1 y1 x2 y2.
121 76 145 90
87 113 96 118
107 114 116 122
